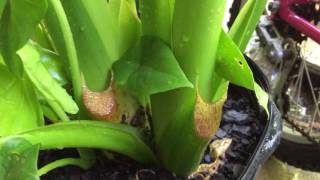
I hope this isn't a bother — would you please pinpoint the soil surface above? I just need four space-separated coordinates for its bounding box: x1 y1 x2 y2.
40 85 266 180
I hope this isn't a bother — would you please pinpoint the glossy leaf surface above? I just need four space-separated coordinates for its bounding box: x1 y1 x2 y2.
18 120 157 164
0 137 40 180
113 36 193 99
216 31 254 90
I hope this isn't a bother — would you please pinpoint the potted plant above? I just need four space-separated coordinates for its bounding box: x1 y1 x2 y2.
0 0 280 179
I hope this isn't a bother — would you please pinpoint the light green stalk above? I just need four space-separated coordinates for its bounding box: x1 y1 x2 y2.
139 0 175 45
48 0 81 104
229 0 267 52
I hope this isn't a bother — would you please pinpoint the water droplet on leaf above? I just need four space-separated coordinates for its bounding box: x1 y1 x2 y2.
182 35 189 42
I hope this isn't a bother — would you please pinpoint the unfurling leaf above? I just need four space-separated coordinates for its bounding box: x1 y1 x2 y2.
17 43 78 114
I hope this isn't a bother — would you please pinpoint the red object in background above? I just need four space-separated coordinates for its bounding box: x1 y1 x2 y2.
277 0 320 44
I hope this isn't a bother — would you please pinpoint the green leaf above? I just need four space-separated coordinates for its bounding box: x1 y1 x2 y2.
113 36 193 98
0 137 40 180
216 31 254 90
229 0 267 52
17 120 157 164
17 43 78 114
37 46 68 86
0 0 48 76
216 31 269 116
0 65 43 136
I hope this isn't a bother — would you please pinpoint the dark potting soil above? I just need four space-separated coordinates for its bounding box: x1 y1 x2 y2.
40 86 266 180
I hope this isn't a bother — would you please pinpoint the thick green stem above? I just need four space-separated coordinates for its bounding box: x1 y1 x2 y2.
139 0 175 45
172 0 225 101
150 0 227 175
48 0 81 104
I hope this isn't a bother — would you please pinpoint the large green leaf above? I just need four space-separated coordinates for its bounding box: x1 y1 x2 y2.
16 120 157 164
17 43 78 114
216 31 254 90
216 31 269 116
113 36 193 99
229 0 267 52
0 137 40 180
0 65 43 136
0 0 47 77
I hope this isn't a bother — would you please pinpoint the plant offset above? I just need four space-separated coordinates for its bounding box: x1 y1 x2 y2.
0 0 267 178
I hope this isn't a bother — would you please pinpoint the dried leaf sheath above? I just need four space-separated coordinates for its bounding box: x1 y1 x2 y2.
82 75 139 123
82 76 119 122
194 93 227 139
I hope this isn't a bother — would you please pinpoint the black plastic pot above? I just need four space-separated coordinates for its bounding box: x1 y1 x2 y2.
238 56 282 180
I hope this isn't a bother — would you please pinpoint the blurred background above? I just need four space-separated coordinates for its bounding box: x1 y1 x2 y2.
225 0 320 179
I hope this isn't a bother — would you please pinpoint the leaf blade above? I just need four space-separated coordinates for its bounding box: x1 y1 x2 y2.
216 31 254 90
18 120 157 164
0 0 47 76
229 0 267 52
0 65 43 136
113 36 193 98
